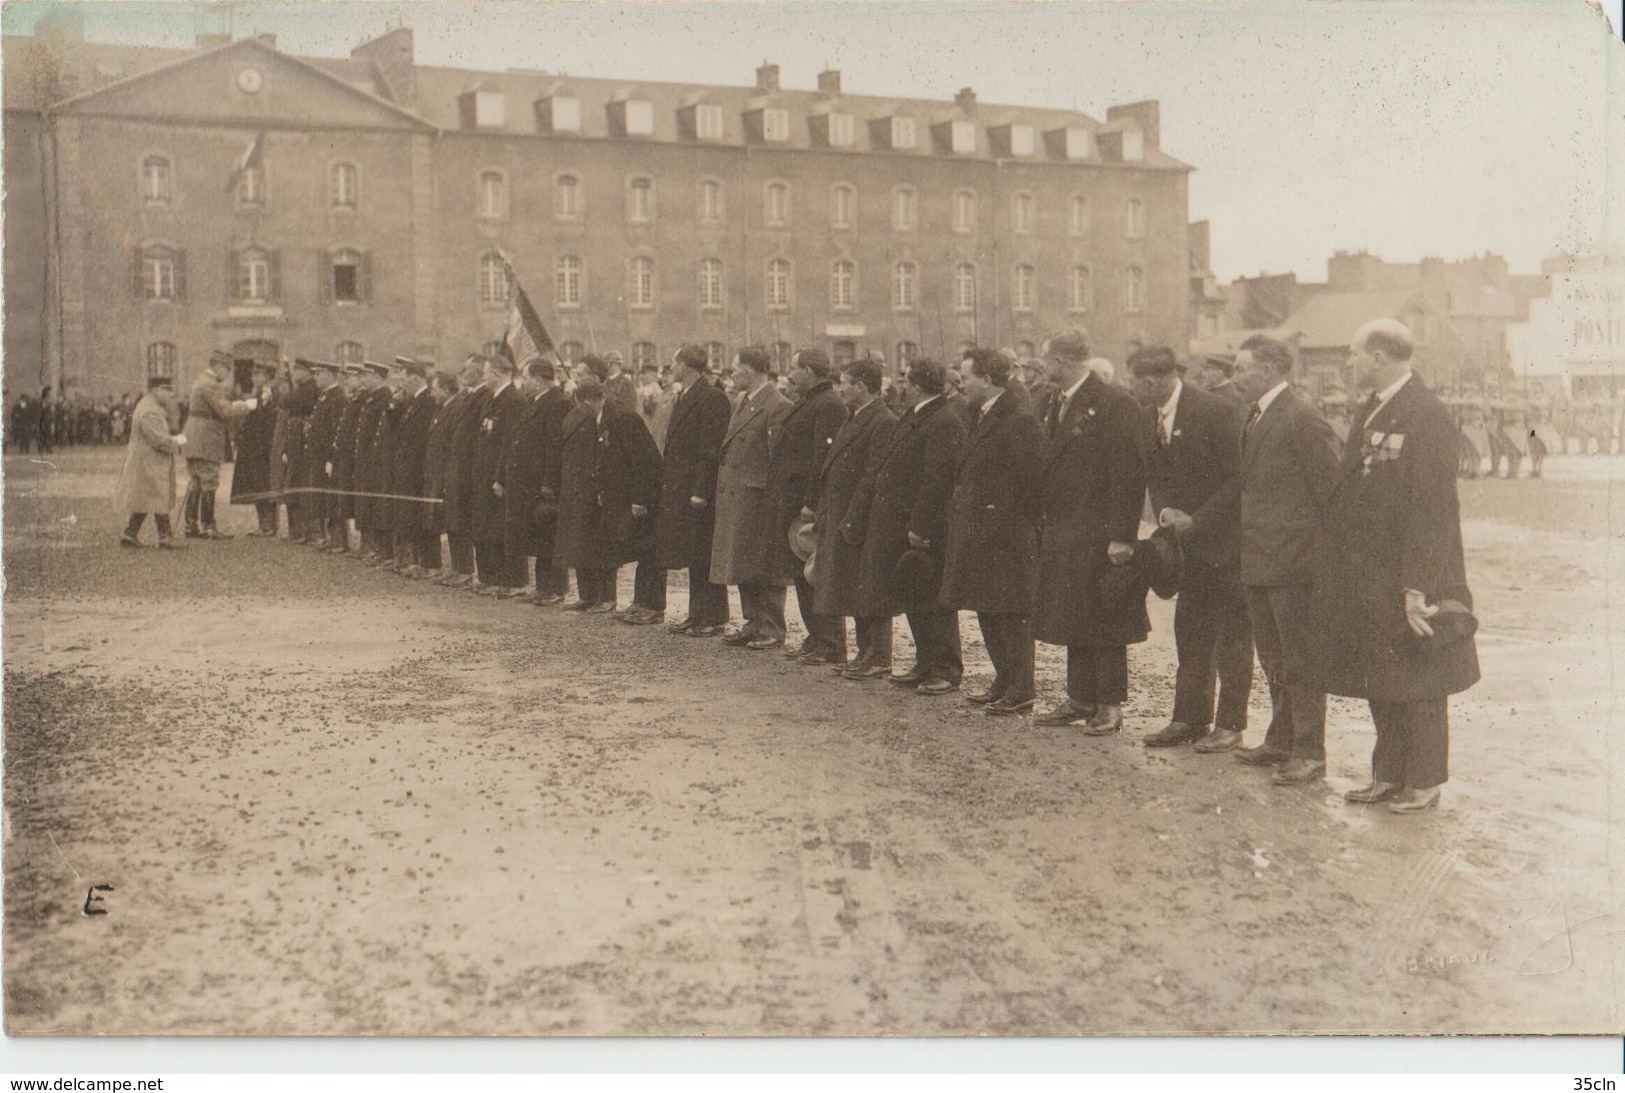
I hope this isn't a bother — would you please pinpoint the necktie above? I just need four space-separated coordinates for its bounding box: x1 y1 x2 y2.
1243 402 1262 441
1360 393 1381 428
1157 407 1172 447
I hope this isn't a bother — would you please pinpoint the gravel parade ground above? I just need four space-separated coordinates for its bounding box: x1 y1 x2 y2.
4 449 1622 1035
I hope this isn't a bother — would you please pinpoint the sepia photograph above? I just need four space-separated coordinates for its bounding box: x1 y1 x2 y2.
2 0 1623 1043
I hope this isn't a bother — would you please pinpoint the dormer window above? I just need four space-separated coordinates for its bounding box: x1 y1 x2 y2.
828 113 855 147
1008 124 1035 156
542 94 582 133
949 120 975 154
892 116 917 149
624 99 654 136
762 108 790 142
1062 126 1094 160
696 104 725 141
1121 128 1145 161
474 89 506 128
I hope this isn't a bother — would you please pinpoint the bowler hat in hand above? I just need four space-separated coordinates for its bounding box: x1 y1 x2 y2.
1391 599 1478 659
895 547 938 603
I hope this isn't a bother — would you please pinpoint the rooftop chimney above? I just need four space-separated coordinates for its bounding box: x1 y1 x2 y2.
351 26 417 106
756 62 780 93
955 87 977 113
1106 101 1160 150
817 69 841 96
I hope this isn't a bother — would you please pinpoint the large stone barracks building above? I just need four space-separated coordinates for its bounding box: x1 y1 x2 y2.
5 16 1196 396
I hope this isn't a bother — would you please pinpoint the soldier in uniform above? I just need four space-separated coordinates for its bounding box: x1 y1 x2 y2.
301 360 347 549
766 348 850 665
183 350 252 539
229 360 281 536
811 357 898 678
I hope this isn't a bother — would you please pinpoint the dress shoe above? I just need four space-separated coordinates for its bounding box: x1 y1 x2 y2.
156 536 185 551
1080 705 1124 736
842 663 891 680
797 651 838 666
985 696 1036 717
379 560 402 573
495 586 526 600
475 583 502 597
916 678 960 696
184 528 205 539
438 573 472 588
1343 780 1401 805
1142 722 1208 748
119 533 144 549
610 606 629 620
888 669 926 688
200 527 235 540
561 598 595 611
1387 786 1442 814
584 601 617 615
1033 701 1095 727
1194 729 1243 754
1235 744 1290 767
618 606 662 625
667 617 698 635
1271 758 1327 785
531 592 566 607
686 623 724 637
745 634 784 650
721 629 755 647
784 639 816 660
965 687 1006 705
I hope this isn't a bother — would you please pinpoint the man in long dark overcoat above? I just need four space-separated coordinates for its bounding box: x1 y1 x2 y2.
324 364 365 553
385 359 441 576
765 348 849 665
497 358 572 604
555 377 662 612
438 357 492 587
1129 345 1254 752
1032 330 1149 734
1310 320 1480 814
302 361 347 549
278 361 319 543
229 360 280 535
812 357 897 678
468 355 529 595
940 348 1044 714
352 362 398 564
414 369 461 569
853 357 966 695
656 345 733 635
710 347 794 649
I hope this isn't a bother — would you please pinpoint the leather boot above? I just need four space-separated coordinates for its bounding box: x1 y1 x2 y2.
182 479 203 537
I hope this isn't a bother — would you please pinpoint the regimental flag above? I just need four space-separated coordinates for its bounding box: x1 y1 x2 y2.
501 257 555 365
224 131 265 194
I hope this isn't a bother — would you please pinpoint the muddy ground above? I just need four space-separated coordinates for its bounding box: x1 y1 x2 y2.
3 448 1622 1035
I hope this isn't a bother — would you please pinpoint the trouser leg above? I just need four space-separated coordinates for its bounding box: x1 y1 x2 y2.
856 615 893 667
688 569 727 625
182 477 202 533
1213 592 1255 732
1246 586 1293 753
793 576 845 657
751 583 787 641
124 513 147 537
979 612 1034 702
154 514 173 538
633 560 667 612
1370 697 1449 789
1170 587 1220 727
448 533 474 574
907 608 963 684
1258 584 1326 761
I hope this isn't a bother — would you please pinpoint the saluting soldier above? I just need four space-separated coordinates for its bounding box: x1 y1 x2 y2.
939 348 1043 714
229 359 281 536
302 361 347 549
498 358 573 605
765 348 850 665
440 357 493 588
387 358 441 577
812 357 898 678
656 345 733 636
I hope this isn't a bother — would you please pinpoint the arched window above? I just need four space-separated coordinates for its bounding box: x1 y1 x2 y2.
1070 266 1092 312
952 189 976 233
765 181 790 227
1070 195 1090 236
1126 198 1145 239
238 247 272 303
699 258 724 309
830 259 855 311
142 155 171 204
892 186 917 231
140 245 177 301
556 174 581 220
629 256 654 308
699 178 723 222
1125 266 1145 312
477 171 506 219
830 184 855 230
478 252 509 305
1013 264 1035 311
1012 192 1035 235
331 163 358 209
953 263 977 312
893 261 917 311
895 341 919 368
145 342 178 381
556 254 582 307
335 341 364 364
628 177 653 223
766 259 791 310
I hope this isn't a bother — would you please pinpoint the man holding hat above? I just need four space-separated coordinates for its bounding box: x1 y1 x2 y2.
498 358 572 603
856 357 967 694
228 359 281 536
469 353 529 595
1128 345 1253 751
114 374 187 549
656 345 733 635
183 349 254 539
940 347 1043 713
1308 319 1479 813
1032 329 1148 733
302 360 347 548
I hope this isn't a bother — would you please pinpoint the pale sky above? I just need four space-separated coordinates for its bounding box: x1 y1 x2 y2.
6 0 1622 282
